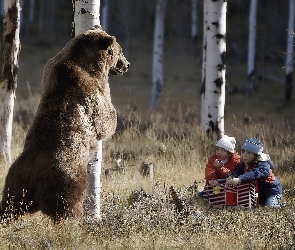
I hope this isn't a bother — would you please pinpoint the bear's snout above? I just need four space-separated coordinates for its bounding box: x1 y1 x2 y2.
116 59 130 73
109 56 129 76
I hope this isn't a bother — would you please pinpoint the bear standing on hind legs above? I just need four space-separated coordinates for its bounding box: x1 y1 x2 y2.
0 26 129 221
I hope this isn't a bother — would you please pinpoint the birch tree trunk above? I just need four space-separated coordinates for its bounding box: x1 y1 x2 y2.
74 0 102 219
246 0 257 97
0 0 21 163
201 0 208 129
201 0 226 138
285 0 295 100
150 0 167 111
191 0 198 43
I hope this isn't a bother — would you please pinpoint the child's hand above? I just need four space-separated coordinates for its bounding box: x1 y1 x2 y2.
225 176 233 185
228 178 241 186
213 159 223 170
208 180 219 186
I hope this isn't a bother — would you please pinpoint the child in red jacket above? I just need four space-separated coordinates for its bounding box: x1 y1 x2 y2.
199 135 240 198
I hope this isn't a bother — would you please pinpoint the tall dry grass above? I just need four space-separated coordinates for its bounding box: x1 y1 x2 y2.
0 84 294 249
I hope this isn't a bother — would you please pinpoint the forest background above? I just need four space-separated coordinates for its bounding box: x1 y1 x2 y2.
0 0 295 249
2 0 293 118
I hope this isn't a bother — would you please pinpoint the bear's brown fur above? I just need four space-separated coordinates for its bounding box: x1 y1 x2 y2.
0 26 129 221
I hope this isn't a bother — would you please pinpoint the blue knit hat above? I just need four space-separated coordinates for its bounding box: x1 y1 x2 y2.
242 138 263 155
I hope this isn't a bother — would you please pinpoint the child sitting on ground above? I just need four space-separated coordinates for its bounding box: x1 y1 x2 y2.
199 135 240 198
226 138 286 208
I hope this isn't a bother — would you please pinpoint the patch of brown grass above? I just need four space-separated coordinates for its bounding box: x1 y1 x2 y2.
0 90 294 248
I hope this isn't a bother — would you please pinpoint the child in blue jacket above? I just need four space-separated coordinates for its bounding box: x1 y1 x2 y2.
226 138 286 208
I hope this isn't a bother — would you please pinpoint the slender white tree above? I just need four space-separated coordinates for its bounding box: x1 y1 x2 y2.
201 0 208 129
74 0 100 35
0 0 21 163
285 0 295 100
191 0 198 42
246 0 257 97
201 0 227 137
150 0 167 111
74 0 102 219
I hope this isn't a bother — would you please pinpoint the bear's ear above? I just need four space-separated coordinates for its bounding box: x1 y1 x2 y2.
98 36 115 50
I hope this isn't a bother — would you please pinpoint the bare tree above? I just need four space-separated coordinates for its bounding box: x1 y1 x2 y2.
285 0 295 101
0 0 21 163
74 0 102 219
201 0 207 131
74 0 100 35
201 0 227 137
150 0 167 111
246 0 257 97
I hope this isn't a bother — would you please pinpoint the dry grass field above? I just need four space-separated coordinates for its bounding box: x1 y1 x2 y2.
0 36 294 249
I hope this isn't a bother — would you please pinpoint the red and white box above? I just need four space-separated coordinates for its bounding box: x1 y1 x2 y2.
203 179 259 208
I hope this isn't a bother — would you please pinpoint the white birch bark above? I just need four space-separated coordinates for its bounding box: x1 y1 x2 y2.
201 0 226 137
74 0 100 36
150 0 167 111
191 0 198 42
0 0 21 163
246 0 257 97
285 0 295 100
74 0 101 219
86 140 102 219
101 0 109 32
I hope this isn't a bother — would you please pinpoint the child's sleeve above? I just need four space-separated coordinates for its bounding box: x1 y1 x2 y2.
239 162 271 182
226 161 243 178
205 155 218 182
215 165 230 179
217 152 240 178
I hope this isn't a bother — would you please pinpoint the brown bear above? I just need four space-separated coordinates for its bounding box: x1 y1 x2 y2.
0 26 129 221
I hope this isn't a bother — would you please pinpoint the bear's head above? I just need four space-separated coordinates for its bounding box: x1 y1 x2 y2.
67 26 129 78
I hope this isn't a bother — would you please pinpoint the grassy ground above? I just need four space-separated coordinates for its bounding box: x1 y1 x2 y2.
0 36 295 248
0 96 294 249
